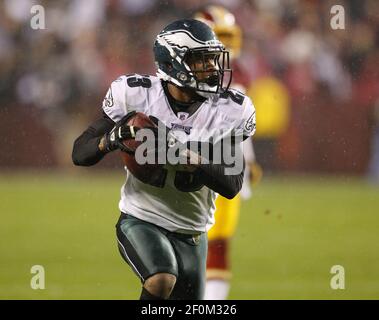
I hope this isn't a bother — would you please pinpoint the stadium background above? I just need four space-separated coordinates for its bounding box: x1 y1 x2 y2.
0 0 378 299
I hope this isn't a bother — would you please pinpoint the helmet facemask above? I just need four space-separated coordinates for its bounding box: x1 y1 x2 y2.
182 47 232 98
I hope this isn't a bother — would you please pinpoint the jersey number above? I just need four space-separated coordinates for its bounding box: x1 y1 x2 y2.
174 170 204 192
220 90 245 105
153 168 204 192
127 76 152 88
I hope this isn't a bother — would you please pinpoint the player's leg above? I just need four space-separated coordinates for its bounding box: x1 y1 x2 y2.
168 232 208 300
205 194 241 300
116 213 178 299
142 273 177 299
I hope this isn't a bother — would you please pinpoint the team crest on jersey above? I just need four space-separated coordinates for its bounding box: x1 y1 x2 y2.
244 112 256 134
102 88 114 108
171 123 192 135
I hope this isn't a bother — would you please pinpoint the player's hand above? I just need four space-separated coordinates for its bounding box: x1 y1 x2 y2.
250 161 263 186
101 111 140 154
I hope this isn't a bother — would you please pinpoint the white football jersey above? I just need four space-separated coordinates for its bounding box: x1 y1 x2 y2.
102 74 256 234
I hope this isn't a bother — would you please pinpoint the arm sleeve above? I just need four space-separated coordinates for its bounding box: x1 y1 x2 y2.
72 113 115 166
198 159 245 199
198 95 255 199
196 97 255 199
197 141 245 199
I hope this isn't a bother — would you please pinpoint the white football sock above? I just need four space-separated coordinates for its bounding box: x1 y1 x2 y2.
204 279 230 300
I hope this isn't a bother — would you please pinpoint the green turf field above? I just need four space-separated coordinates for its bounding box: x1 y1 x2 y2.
0 172 378 299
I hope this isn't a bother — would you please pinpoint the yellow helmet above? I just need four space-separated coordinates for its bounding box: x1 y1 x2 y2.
194 5 242 59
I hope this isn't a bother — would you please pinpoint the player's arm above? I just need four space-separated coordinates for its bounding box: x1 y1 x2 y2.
72 113 113 166
198 156 245 200
72 112 138 166
201 94 257 197
183 140 245 199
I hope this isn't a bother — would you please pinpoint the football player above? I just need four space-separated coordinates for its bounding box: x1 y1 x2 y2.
194 5 263 300
72 19 256 300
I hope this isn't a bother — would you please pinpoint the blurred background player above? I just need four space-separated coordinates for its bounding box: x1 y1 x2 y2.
368 100 379 183
194 5 263 300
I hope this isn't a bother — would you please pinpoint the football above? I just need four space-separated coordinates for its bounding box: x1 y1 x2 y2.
120 112 166 186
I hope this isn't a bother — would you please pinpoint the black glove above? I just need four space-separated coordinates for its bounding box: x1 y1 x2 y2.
102 111 140 154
